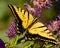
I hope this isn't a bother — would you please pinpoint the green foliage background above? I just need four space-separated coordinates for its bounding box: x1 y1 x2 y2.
0 0 60 48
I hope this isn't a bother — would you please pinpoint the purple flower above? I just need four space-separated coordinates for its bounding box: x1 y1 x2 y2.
24 3 37 16
6 20 17 39
24 0 52 17
47 21 60 32
0 39 5 48
57 14 60 19
47 14 60 38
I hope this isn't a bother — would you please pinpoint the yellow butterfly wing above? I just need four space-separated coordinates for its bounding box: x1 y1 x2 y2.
8 4 58 44
28 22 58 44
8 4 34 29
28 22 54 39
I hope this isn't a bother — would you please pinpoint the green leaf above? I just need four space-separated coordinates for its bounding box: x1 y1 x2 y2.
17 41 34 48
24 41 34 48
33 43 40 48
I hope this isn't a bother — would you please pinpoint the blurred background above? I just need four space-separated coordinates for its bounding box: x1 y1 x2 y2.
0 0 60 41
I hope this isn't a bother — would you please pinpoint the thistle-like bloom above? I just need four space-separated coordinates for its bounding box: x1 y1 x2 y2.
6 20 17 39
31 0 52 9
0 39 6 48
24 0 52 17
47 14 60 38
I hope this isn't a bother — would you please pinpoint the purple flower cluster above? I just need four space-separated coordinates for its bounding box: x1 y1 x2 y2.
25 0 52 17
6 20 17 39
47 14 60 38
0 39 5 48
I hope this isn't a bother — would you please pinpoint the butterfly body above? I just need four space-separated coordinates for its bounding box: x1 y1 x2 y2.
8 4 58 44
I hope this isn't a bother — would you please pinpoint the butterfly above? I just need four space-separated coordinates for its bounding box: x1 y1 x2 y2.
8 4 58 44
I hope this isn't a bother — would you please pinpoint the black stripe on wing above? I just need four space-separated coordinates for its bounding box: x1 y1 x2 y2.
25 32 57 44
8 4 26 33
